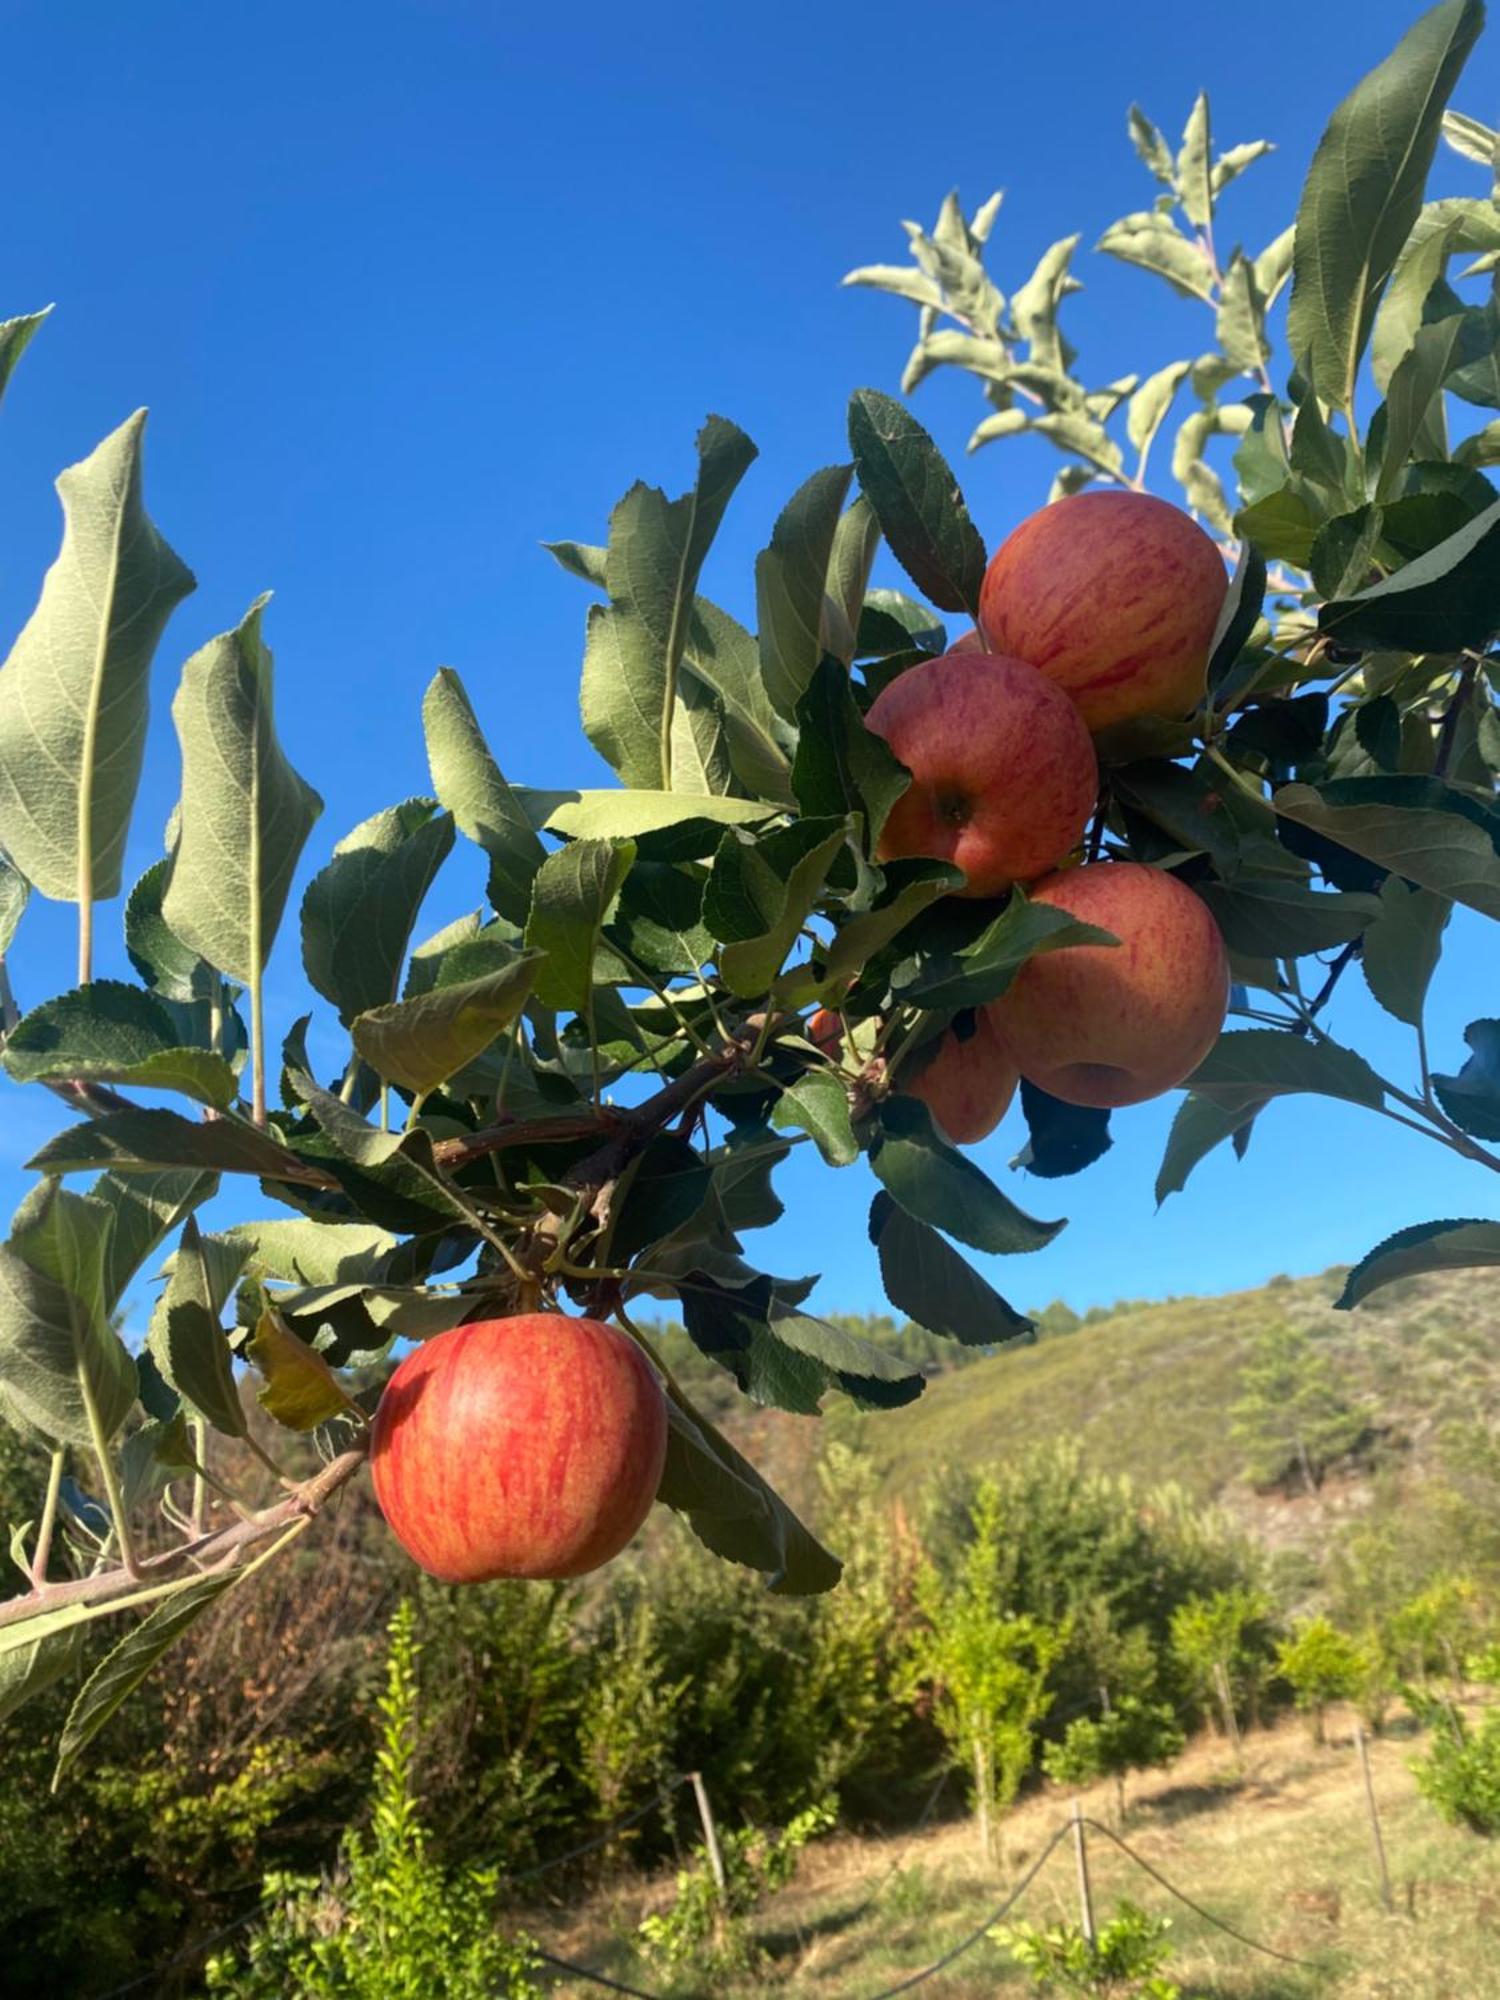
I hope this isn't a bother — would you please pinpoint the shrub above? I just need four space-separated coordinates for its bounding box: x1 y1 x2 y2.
1274 1617 1367 1742
637 1799 834 1979
206 1603 540 1999
1411 1706 1500 1838
1042 1698 1186 1818
997 1899 1180 1996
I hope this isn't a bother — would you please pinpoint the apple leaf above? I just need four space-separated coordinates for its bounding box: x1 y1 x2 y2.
1432 1018 1500 1139
1318 494 1500 652
27 1109 305 1183
146 1219 249 1439
525 840 636 1016
544 791 771 841
868 1096 1064 1254
1015 1082 1113 1180
423 669 548 925
0 306 49 410
91 1168 218 1315
1185 1028 1385 1115
756 464 855 718
2 981 238 1109
658 1391 841 1595
894 893 1116 1011
847 389 987 617
1360 878 1451 1026
351 952 543 1097
1271 777 1500 920
791 655 910 847
770 1071 859 1167
1193 880 1381 959
0 1182 134 1448
704 818 849 999
868 1192 1033 1345
301 798 455 1025
1337 1217 1500 1308
246 1308 357 1431
1155 1092 1261 1205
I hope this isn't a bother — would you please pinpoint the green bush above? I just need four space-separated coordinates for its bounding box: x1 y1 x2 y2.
637 1799 834 1979
1411 1705 1500 1838
1273 1617 1367 1742
206 1603 540 2000
996 1899 1180 1997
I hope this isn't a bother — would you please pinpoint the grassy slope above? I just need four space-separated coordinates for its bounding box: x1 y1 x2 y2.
860 1264 1500 1507
538 1710 1497 1998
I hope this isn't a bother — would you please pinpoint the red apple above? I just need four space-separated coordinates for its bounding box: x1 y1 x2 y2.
370 1314 668 1583
866 650 1098 897
807 1006 843 1056
987 862 1229 1108
897 1011 1018 1145
979 491 1228 731
950 625 987 653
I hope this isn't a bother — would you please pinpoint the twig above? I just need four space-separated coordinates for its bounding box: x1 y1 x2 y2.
0 1444 368 1635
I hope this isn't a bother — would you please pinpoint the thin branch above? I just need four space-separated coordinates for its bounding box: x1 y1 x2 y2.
0 1444 368 1636
29 1449 65 1589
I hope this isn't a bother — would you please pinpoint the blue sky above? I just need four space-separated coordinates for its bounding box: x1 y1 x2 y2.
0 0 1495 1325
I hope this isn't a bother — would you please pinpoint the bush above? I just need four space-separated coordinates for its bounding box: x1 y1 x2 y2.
637 1799 834 1979
1274 1617 1367 1742
1411 1705 1500 1838
206 1603 540 1999
997 1899 1180 1996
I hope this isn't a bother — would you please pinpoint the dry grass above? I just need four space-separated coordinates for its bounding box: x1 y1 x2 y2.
526 1711 1500 1998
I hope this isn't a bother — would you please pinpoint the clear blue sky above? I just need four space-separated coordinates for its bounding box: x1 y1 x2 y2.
0 0 1495 1326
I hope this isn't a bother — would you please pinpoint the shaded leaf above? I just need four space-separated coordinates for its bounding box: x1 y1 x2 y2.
868 1096 1063 1255
1186 1027 1384 1115
146 1219 248 1437
352 953 542 1096
1360 877 1451 1024
868 1191 1032 1345
791 655 909 847
28 1109 304 1182
1319 495 1500 652
1337 1216 1500 1306
756 465 854 717
895 893 1117 1011
1155 1093 1260 1204
301 799 454 1025
770 1071 858 1166
247 1308 356 1430
1432 1018 1500 1138
1272 777 1500 919
846 389 985 616
0 1182 133 1447
524 840 635 1015
3 981 237 1109
1015 1081 1112 1180
705 818 849 999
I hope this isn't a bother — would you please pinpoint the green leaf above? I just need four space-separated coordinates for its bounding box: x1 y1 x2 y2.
1194 881 1380 958
791 655 910 846
0 412 194 902
0 1626 81 1726
1015 1082 1113 1180
422 669 547 925
93 1168 217 1314
300 799 454 1025
610 1136 712 1263
846 389 986 616
0 848 27 955
544 791 770 841
768 1309 925 1409
1177 93 1213 227
1127 361 1192 474
162 597 322 986
541 539 607 586
770 1071 858 1166
524 840 636 1015
1206 543 1269 696
1186 1028 1385 1115
28 1108 305 1182
1128 105 1177 187
1096 212 1215 302
868 1191 1032 1346
1337 1217 1500 1307
1288 0 1483 414
1217 254 1270 375
823 495 882 668
868 1096 1064 1255
1372 197 1500 389
1272 777 1500 920
658 1391 841 1594
1360 877 1451 1024
1432 1018 1500 1138
221 1217 397 1286
290 1074 469 1230
705 818 849 999
1155 1093 1259 1204
606 862 712 978
582 418 758 792
1376 313 1472 495
816 860 962 996
124 858 212 1002
1443 106 1500 164
0 307 50 410
52 1568 237 1786
146 1219 249 1438
1319 495 1500 652
1213 140 1275 196
2 981 238 1108
353 952 542 1097
895 893 1117 1011
246 1308 356 1430
755 465 855 718
679 600 794 804
0 1182 134 1447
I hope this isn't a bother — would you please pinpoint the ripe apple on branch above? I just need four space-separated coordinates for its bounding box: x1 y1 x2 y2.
0 0 1498 1754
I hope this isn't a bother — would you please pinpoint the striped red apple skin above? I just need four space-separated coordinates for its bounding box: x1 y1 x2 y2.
979 491 1228 731
370 1315 668 1583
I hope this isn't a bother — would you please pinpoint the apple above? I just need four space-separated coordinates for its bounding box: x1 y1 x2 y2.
866 650 1098 897
986 861 1229 1108
807 1006 842 1056
370 1314 668 1583
978 491 1228 732
896 1011 1018 1145
950 625 987 653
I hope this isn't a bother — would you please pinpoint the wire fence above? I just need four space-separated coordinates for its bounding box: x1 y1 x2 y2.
103 1770 1325 1999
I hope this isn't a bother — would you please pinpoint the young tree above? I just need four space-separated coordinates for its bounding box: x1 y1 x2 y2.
1230 1323 1365 1493
0 0 1497 1775
909 1477 1065 1859
1042 1695 1186 1823
1170 1588 1275 1755
1273 1616 1367 1743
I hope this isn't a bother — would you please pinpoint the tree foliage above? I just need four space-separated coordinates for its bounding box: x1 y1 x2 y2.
0 0 1497 1756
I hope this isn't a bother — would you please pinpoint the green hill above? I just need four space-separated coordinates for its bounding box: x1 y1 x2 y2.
863 1263 1500 1508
